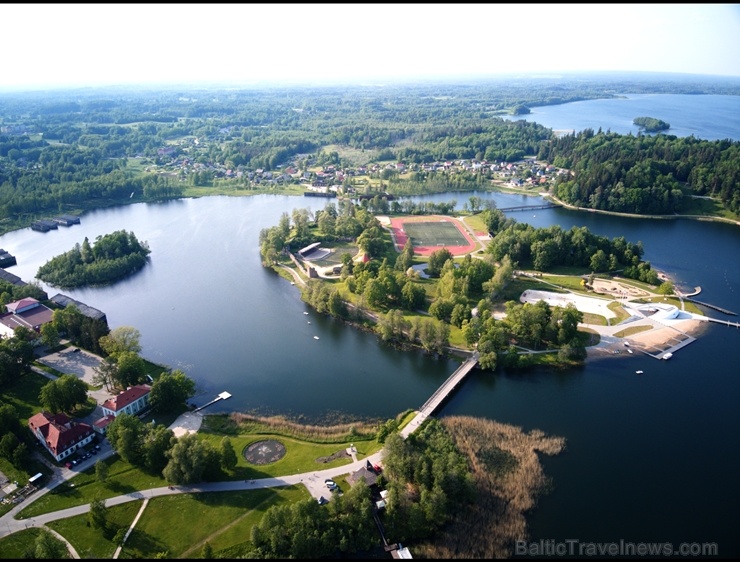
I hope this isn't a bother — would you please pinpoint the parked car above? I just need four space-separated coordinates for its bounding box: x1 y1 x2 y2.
325 480 336 489
317 496 328 505
65 462 72 469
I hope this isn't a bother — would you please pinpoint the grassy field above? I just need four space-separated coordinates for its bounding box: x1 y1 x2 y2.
402 220 469 248
17 457 168 519
119 487 305 559
0 528 44 559
47 500 142 559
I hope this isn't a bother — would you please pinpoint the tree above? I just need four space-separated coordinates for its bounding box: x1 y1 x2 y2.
33 528 70 559
39 374 88 414
427 248 453 277
220 436 238 472
149 370 196 413
99 326 142 358
141 423 177 473
163 433 214 485
115 351 145 388
40 322 61 349
202 542 214 559
92 357 118 392
95 459 109 483
106 413 144 464
88 497 108 530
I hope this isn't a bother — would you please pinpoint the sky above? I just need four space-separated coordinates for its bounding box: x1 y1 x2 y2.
2 3 739 90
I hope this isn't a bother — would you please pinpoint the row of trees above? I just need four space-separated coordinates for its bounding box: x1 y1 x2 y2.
106 414 237 485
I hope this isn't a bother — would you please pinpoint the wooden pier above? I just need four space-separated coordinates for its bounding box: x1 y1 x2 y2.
193 391 231 412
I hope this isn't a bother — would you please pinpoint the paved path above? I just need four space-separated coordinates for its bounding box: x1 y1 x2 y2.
0 449 385 539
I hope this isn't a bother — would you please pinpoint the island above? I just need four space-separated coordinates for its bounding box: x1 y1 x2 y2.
633 116 671 132
261 198 709 373
36 230 150 289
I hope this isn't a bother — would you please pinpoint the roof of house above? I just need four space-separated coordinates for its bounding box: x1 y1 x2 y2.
0 299 55 332
102 384 152 413
6 297 40 313
28 412 93 456
0 269 27 286
49 293 107 322
93 414 116 430
346 466 378 487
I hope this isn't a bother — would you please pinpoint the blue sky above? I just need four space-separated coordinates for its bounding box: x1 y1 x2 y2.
2 3 739 89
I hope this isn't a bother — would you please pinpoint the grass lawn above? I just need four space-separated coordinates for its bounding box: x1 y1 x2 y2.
17 457 167 519
402 220 470 248
47 500 143 559
119 488 305 559
0 528 43 558
1 371 49 424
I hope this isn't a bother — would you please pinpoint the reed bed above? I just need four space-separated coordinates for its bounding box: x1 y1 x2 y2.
211 412 380 443
413 416 566 559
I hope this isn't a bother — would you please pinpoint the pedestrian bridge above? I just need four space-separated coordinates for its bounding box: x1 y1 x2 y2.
401 352 479 438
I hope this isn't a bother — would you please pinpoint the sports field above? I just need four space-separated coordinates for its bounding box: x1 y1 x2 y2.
387 215 479 256
403 221 469 247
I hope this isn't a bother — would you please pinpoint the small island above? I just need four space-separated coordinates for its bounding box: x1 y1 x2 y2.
633 116 670 132
36 229 151 289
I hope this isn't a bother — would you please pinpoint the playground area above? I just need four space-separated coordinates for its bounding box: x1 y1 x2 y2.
386 215 479 256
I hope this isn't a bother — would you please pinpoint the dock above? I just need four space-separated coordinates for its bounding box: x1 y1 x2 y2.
193 391 231 412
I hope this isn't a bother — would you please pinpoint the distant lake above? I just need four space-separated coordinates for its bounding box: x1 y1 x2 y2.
501 93 740 141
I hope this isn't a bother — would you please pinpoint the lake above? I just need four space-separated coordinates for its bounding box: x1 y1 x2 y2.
501 93 740 141
2 93 739 556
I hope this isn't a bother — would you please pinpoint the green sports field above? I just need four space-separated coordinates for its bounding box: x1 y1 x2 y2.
403 221 469 247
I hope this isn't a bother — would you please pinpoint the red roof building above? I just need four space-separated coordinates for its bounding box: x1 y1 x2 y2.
28 411 95 463
101 384 152 418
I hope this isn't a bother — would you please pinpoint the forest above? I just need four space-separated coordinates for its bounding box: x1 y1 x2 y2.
1 72 739 236
36 230 151 288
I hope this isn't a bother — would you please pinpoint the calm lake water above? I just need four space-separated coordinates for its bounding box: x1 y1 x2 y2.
501 93 740 141
2 94 739 555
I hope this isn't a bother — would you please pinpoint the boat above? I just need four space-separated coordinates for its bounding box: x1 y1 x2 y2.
636 370 644 375
627 349 633 354
303 312 309 315
662 352 673 360
314 336 319 340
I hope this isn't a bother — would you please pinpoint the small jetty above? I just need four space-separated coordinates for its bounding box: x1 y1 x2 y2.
685 298 736 316
193 391 231 412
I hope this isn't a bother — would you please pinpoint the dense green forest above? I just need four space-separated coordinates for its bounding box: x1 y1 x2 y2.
36 230 150 288
538 128 740 214
1 72 739 235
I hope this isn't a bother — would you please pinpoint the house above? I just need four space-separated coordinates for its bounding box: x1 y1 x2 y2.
101 384 152 418
28 412 95 463
0 297 55 337
92 414 116 435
